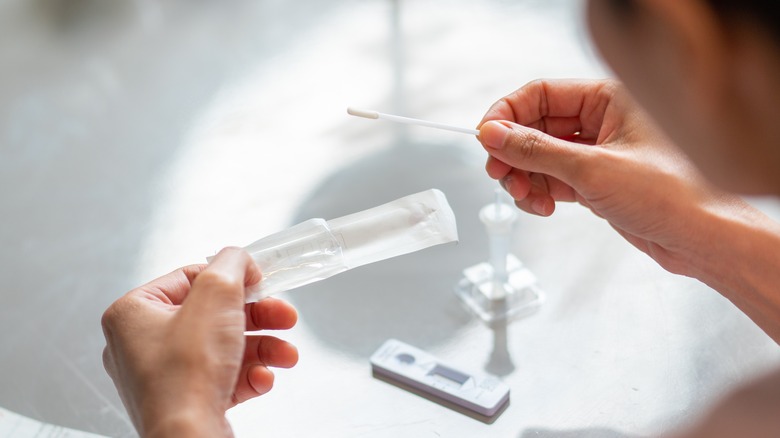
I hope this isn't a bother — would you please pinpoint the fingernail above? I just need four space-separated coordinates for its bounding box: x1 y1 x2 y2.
500 175 512 192
479 121 510 150
532 199 547 216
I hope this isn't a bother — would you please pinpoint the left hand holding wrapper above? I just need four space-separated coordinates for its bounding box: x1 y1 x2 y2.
101 247 299 438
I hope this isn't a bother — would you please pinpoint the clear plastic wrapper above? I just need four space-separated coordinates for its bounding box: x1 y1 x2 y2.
209 189 458 302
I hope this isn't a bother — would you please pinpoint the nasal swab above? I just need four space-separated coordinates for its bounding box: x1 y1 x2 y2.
347 107 479 136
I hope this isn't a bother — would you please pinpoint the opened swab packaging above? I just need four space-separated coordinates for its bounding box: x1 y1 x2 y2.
209 189 458 302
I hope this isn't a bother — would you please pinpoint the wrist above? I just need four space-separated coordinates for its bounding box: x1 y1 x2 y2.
143 404 232 438
685 198 780 342
137 388 231 438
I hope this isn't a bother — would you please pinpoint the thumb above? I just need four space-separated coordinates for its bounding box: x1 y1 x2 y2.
479 120 591 185
186 247 261 313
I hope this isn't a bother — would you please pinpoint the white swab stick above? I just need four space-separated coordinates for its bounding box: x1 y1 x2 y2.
347 107 479 136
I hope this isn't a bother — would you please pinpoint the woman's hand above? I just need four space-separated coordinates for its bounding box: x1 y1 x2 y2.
102 247 298 437
477 79 780 342
477 79 747 277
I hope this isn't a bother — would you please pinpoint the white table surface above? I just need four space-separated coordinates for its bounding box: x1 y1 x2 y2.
1 1 778 437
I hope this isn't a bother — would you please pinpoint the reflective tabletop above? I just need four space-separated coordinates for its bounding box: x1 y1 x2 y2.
1 1 778 437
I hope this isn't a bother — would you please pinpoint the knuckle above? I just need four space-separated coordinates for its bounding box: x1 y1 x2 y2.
101 298 128 331
218 246 243 258
100 294 142 345
509 129 543 162
195 270 242 292
600 78 621 92
100 292 141 326
218 246 252 264
100 306 116 331
257 336 280 365
526 78 547 91
597 79 624 102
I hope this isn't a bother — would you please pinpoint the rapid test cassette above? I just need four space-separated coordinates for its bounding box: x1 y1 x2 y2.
370 339 510 417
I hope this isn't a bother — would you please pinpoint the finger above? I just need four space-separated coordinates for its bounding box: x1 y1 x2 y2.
244 335 299 369
485 155 512 180
479 120 593 186
245 298 298 331
129 264 207 306
543 174 578 202
522 173 555 216
206 247 262 289
526 116 583 139
247 365 274 397
500 168 532 201
510 173 578 216
514 193 556 217
180 264 208 285
479 79 615 138
232 364 275 406
187 247 261 312
480 79 587 124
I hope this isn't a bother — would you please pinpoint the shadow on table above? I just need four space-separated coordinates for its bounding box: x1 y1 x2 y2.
485 317 516 376
519 427 646 438
288 140 497 357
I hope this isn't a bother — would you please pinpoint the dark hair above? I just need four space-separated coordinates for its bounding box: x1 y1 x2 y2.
607 0 780 43
708 0 780 42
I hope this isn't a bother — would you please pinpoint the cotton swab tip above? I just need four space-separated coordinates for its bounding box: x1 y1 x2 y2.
347 107 379 119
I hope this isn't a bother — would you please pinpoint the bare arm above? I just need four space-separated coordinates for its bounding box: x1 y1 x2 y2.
477 78 780 343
